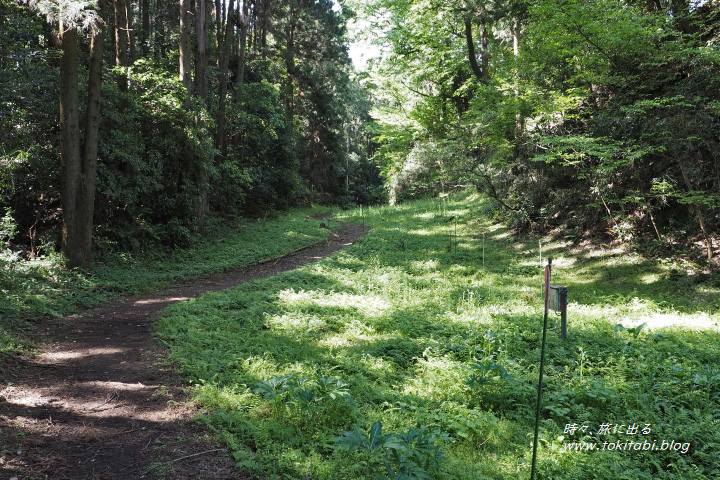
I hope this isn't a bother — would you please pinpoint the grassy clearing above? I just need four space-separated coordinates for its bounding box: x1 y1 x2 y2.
0 207 336 356
156 191 720 480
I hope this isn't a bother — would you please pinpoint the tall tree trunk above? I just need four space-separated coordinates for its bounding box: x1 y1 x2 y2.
480 24 488 80
215 0 223 48
156 0 165 56
59 25 83 266
59 7 106 270
260 0 268 59
196 0 210 224
179 0 193 95
127 0 136 62
114 0 129 90
284 5 297 123
195 0 208 99
216 0 235 155
141 0 150 56
79 4 106 266
252 0 259 53
236 0 249 85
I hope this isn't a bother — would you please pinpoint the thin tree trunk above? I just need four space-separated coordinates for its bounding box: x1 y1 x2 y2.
252 0 259 53
155 0 165 56
216 0 223 48
284 5 297 123
127 0 136 62
141 0 149 55
512 17 523 135
195 0 208 99
480 24 488 80
260 0 268 59
236 0 249 84
196 0 210 224
114 0 129 90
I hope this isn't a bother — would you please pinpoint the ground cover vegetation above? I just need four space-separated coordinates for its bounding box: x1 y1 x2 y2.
354 0 719 263
0 207 335 357
156 192 720 479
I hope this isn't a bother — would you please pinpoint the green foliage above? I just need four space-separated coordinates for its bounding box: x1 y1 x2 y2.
95 60 215 249
253 371 352 421
335 420 446 480
361 0 719 253
0 1 61 255
157 193 720 479
0 208 17 245
220 81 304 214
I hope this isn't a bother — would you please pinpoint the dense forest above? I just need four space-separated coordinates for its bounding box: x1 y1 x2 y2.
1 0 380 269
1 0 719 268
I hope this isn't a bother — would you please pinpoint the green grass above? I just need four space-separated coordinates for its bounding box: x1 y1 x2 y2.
156 191 720 480
0 207 336 356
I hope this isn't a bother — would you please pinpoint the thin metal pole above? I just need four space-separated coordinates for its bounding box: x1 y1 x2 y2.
454 218 457 253
482 232 485 269
531 258 551 480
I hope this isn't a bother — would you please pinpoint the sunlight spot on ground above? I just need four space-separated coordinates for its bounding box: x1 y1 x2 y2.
345 319 377 337
621 312 720 331
641 273 661 284
408 228 434 235
266 312 324 334
278 289 391 316
446 208 470 218
81 380 150 391
44 347 128 361
566 274 599 284
358 353 394 373
402 355 464 400
1 386 46 407
550 256 576 268
134 296 191 305
411 259 439 272
697 285 720 295
449 264 470 274
318 335 353 348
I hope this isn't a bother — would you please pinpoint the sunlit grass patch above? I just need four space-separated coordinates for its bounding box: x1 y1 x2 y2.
157 191 720 480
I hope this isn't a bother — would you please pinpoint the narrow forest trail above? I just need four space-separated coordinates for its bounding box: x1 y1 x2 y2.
0 220 367 480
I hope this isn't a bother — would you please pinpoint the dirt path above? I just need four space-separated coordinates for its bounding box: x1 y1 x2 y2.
0 221 367 480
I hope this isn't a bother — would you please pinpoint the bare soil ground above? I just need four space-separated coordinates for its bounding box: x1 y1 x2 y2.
0 220 367 480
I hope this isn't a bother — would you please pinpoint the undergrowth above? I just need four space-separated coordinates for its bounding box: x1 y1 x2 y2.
156 190 720 480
